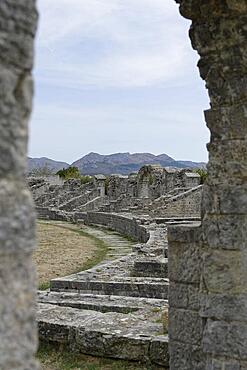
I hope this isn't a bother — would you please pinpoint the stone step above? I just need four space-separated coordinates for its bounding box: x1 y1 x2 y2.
133 244 167 257
38 303 169 367
132 258 168 278
50 276 169 299
38 291 168 314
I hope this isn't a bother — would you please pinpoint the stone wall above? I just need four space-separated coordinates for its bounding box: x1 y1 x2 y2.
169 1 247 369
158 185 202 218
168 223 205 369
30 166 201 216
0 1 39 369
85 212 150 243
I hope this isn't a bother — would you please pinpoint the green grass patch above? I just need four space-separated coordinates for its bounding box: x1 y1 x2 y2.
39 281 51 291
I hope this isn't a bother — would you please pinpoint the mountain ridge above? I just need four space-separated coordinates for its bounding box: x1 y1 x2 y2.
28 152 206 175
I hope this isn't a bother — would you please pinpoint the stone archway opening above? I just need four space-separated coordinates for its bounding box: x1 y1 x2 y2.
0 1 246 370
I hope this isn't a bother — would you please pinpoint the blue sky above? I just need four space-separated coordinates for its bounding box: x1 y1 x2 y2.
29 0 210 164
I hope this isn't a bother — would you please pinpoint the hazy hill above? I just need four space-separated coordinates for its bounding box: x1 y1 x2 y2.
28 157 69 173
28 152 206 175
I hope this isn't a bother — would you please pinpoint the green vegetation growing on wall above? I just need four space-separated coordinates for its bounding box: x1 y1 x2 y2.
194 168 208 184
57 167 92 184
56 166 81 179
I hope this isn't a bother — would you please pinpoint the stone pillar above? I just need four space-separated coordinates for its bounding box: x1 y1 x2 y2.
0 1 39 369
168 223 205 369
169 1 247 369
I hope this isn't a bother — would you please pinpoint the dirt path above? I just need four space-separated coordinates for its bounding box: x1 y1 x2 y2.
33 221 102 288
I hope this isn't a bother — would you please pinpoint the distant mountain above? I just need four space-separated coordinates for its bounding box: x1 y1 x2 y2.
28 157 69 173
71 152 205 175
28 152 206 175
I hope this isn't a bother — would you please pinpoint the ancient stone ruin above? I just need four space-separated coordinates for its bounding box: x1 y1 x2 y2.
29 165 201 367
0 1 246 370
29 165 202 219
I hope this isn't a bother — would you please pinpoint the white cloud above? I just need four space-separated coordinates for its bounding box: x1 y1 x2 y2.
35 0 195 88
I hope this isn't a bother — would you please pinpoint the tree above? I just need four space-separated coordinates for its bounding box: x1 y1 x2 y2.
56 166 81 179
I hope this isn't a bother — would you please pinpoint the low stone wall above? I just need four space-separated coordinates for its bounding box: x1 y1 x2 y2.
85 212 150 243
36 208 149 243
36 207 88 223
168 222 205 369
158 185 202 218
36 207 72 222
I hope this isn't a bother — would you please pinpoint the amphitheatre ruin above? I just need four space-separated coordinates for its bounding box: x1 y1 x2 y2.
1 1 247 370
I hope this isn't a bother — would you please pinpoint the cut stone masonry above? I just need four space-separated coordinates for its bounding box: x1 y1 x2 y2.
29 165 202 218
1 1 246 369
37 217 171 367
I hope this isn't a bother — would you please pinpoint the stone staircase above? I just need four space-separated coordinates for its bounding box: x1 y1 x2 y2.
37 221 170 367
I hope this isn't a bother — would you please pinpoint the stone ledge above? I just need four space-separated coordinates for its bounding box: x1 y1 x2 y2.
50 276 169 300
38 291 168 314
38 303 169 367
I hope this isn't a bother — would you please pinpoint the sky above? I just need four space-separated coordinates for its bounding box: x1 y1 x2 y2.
29 0 210 164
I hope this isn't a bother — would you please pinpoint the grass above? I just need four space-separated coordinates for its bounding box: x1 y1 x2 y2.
51 224 109 272
38 342 155 370
36 221 109 290
39 282 51 291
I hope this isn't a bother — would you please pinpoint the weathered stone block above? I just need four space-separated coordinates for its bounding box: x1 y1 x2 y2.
206 358 241 370
149 336 169 367
202 249 247 294
169 240 202 284
202 214 247 250
169 307 203 346
202 184 247 215
169 281 200 311
169 340 205 370
203 320 247 360
207 140 247 185
205 104 247 141
0 253 39 369
0 180 36 254
168 223 202 244
200 293 247 322
206 358 222 370
74 329 151 361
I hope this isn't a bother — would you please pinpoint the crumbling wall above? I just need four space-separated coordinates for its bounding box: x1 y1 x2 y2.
169 1 247 369
0 1 39 369
158 185 202 218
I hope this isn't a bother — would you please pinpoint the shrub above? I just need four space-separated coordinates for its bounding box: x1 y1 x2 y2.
56 166 81 179
194 168 208 184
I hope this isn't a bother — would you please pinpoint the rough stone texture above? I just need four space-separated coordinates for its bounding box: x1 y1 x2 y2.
0 1 39 369
150 185 202 218
38 303 169 367
85 212 150 243
170 1 247 369
37 220 170 366
30 165 201 217
168 224 205 369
